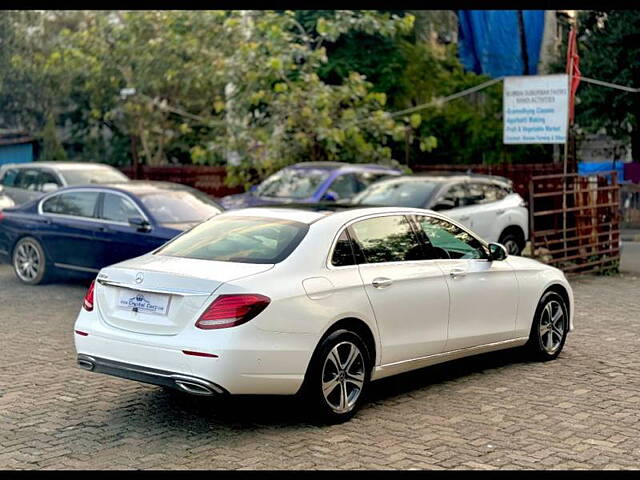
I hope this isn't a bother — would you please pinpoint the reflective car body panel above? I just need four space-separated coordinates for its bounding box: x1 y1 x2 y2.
0 181 223 278
220 162 402 209
74 206 574 397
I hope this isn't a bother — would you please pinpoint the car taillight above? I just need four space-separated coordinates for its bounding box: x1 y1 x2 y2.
83 280 95 311
0 211 4 221
195 294 270 330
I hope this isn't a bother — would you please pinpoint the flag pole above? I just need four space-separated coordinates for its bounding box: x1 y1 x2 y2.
563 30 576 254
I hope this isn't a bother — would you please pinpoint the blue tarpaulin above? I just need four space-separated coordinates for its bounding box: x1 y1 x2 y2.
578 161 625 182
457 10 545 77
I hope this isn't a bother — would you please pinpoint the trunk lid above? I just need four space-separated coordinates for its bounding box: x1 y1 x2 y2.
95 254 273 335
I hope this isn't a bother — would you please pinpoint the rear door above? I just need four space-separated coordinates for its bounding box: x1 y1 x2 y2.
39 190 103 272
94 191 168 266
348 214 450 364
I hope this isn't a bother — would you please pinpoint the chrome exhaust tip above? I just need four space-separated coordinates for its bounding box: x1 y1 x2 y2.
77 354 96 371
172 374 224 396
174 380 215 396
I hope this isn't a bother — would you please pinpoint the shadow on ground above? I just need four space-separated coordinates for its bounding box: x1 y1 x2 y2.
103 346 535 433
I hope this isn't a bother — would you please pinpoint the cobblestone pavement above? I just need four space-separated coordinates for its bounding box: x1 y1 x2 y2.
1 263 639 470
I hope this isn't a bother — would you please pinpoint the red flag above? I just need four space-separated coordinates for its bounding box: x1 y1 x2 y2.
566 28 581 125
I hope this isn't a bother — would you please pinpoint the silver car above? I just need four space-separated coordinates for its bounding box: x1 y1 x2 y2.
0 162 130 206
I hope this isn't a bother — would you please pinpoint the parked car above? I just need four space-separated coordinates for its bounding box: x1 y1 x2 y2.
74 205 573 423
352 172 529 255
219 161 401 209
0 161 130 206
0 181 224 285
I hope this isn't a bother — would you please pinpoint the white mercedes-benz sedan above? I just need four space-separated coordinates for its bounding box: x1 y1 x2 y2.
74 206 574 423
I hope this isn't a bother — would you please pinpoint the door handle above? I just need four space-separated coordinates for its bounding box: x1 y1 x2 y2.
449 268 467 279
372 277 393 289
458 215 470 221
496 209 506 215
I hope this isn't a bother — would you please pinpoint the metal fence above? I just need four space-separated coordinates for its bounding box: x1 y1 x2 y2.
621 183 640 229
528 171 620 275
120 165 243 198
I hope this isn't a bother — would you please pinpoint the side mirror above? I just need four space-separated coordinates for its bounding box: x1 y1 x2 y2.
432 199 455 211
249 185 258 193
41 183 59 193
322 190 339 202
128 216 151 232
488 242 508 261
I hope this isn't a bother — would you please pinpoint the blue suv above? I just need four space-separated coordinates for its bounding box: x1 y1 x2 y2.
220 162 402 209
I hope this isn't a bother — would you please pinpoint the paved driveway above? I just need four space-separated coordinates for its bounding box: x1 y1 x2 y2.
1 264 639 470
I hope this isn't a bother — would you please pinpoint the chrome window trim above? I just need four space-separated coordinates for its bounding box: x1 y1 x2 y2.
325 210 489 270
37 187 150 225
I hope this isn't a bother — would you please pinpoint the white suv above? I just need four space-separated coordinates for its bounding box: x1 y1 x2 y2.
0 162 129 206
352 172 529 255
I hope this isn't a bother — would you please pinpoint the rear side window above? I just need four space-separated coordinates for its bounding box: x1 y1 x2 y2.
482 184 508 202
349 215 423 264
331 230 357 267
41 191 99 218
156 216 309 264
1 169 18 187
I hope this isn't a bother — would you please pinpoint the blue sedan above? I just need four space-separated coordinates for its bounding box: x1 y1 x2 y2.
220 161 401 209
0 181 223 284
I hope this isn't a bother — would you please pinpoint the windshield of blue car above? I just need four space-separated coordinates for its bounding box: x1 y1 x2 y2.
254 168 331 199
353 180 440 207
139 191 222 223
155 216 308 264
60 168 129 185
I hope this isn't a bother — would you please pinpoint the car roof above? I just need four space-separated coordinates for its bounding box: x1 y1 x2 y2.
372 172 512 185
1 161 120 171
287 161 400 172
216 205 435 225
56 180 197 196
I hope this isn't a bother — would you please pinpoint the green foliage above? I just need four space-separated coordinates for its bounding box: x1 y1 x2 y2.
551 11 640 159
39 114 68 161
1 9 558 187
391 42 551 165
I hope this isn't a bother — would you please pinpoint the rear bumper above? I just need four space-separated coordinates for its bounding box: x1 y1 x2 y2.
77 354 227 396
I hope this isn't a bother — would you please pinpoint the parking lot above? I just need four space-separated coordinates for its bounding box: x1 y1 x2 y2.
1 263 640 470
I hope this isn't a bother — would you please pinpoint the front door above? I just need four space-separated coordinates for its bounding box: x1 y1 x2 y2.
348 214 450 365
415 215 519 351
94 192 165 266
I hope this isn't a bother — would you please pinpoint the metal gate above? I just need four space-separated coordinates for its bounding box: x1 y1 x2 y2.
528 171 620 275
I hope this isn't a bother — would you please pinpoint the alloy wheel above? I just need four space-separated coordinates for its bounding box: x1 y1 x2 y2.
539 300 565 355
321 341 365 414
14 240 41 282
503 238 520 255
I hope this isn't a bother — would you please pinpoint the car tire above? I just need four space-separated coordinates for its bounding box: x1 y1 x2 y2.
499 229 525 256
12 237 52 285
526 291 569 361
301 329 371 424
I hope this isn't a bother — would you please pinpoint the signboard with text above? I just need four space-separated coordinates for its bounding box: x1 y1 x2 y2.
503 74 569 144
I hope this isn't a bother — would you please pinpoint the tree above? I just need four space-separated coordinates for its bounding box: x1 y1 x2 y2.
28 10 418 186
39 114 68 161
555 11 640 160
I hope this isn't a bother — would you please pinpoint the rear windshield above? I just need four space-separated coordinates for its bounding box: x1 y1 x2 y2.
353 180 440 207
155 216 309 264
61 168 129 185
254 168 330 199
139 190 222 223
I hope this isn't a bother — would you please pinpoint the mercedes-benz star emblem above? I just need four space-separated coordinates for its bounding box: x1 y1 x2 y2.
135 273 144 284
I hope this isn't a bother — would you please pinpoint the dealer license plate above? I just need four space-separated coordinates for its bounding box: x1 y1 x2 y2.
117 290 170 315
